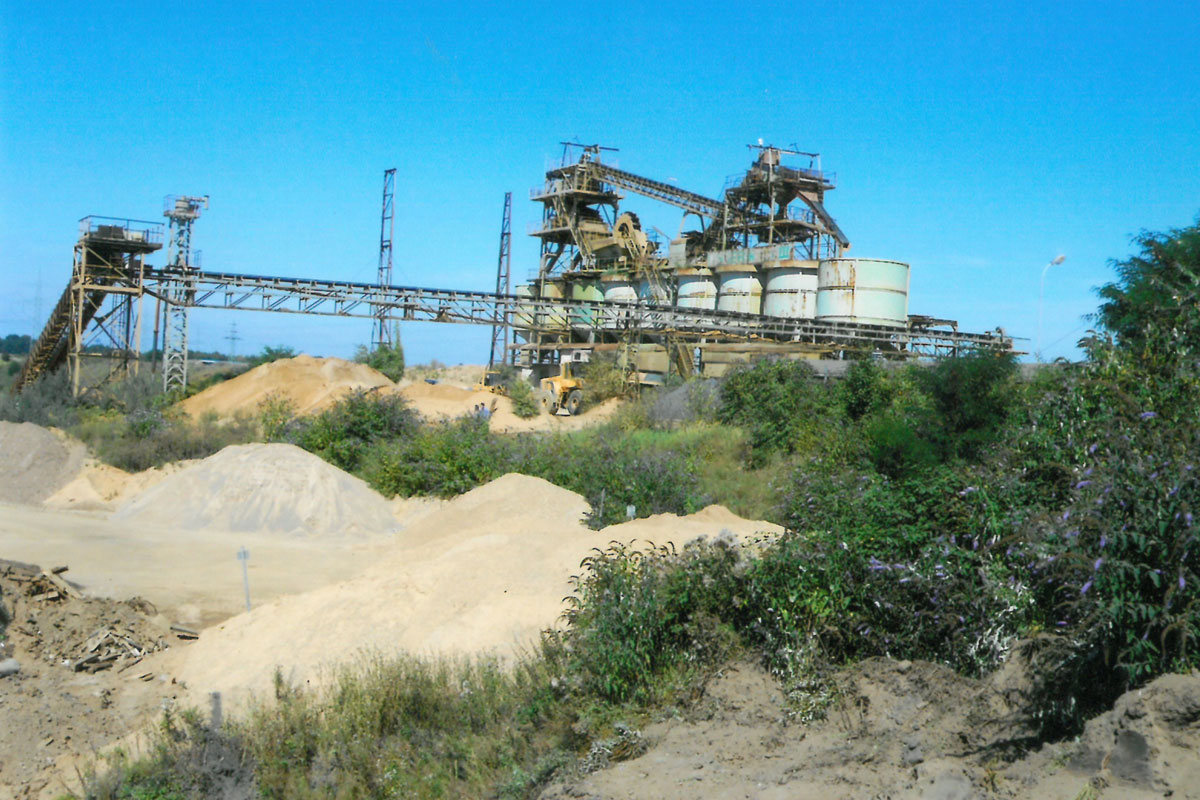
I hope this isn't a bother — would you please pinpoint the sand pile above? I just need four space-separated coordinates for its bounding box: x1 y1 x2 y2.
395 382 622 433
43 459 194 512
597 503 784 544
0 422 86 505
114 443 397 537
174 475 783 707
178 355 393 419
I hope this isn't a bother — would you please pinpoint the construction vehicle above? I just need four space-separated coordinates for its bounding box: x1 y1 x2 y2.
538 361 584 415
473 369 509 395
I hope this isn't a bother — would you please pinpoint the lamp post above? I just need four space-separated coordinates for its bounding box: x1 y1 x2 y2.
1038 254 1066 362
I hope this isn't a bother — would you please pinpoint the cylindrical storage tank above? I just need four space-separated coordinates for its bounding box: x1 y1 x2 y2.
762 261 819 319
715 266 763 315
570 277 604 331
815 258 910 326
601 272 638 305
514 284 535 330
538 279 568 330
675 268 717 310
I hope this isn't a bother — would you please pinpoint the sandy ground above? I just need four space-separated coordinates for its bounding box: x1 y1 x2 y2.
541 657 1200 800
0 503 391 629
170 474 783 710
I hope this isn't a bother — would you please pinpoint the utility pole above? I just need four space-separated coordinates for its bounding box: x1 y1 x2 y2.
489 192 512 367
224 321 241 359
372 168 396 351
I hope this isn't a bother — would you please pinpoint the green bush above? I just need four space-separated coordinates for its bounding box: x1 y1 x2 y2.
362 416 510 498
246 345 297 368
717 358 835 463
918 351 1018 458
355 342 406 382
291 390 419 473
840 359 890 420
506 378 540 419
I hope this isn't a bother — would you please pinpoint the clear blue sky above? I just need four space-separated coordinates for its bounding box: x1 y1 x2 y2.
2 1 1197 364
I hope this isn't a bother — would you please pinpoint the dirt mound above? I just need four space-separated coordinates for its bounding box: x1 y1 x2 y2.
597 504 783 545
177 355 393 419
172 478 793 710
0 559 185 798
113 443 397 537
542 657 1200 800
0 422 86 505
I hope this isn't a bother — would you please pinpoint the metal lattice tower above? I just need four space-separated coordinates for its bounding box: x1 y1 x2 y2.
488 192 513 367
161 195 207 393
372 168 396 350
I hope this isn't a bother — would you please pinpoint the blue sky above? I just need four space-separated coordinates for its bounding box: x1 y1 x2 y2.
2 1 1197 365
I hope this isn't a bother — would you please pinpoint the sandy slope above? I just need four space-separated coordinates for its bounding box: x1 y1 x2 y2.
177 355 393 418
172 475 782 708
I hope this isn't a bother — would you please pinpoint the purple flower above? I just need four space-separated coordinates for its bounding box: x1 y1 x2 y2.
1099 535 1107 549
1094 557 1104 571
1061 511 1071 522
1181 575 1188 591
1076 480 1092 489
1081 580 1093 595
1139 411 1157 420
1089 443 1099 454
1187 513 1195 527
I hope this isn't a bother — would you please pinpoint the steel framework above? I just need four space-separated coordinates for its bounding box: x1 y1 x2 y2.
141 267 1014 359
489 192 513 367
161 195 207 393
372 168 397 350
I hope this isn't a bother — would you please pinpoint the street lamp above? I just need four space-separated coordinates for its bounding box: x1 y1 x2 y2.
1038 254 1067 362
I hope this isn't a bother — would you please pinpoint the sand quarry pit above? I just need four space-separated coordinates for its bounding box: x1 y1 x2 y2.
5 428 1200 799
0 421 87 505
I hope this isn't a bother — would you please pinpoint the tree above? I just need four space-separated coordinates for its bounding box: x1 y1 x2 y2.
354 342 405 382
1095 218 1200 362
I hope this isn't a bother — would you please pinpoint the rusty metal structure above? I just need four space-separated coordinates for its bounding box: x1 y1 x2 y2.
14 217 162 395
14 144 1016 395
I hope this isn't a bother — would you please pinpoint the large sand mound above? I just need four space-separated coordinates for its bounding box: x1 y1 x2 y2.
0 422 86 505
43 459 193 512
173 474 781 707
178 355 393 419
114 443 397 537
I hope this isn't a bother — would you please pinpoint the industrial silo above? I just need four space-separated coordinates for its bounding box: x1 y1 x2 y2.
514 284 535 329
538 278 568 330
715 266 763 315
675 268 717 310
762 261 819 319
815 258 909 326
570 276 604 331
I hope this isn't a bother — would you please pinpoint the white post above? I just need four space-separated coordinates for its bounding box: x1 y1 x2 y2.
1038 255 1066 361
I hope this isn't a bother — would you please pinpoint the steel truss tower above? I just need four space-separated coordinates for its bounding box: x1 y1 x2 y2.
162 195 207 393
372 168 397 350
488 192 513 367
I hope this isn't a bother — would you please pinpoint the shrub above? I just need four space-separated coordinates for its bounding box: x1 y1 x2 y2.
355 341 405 381
246 345 296 368
918 351 1018 458
579 354 627 408
563 540 741 703
717 358 835 463
292 390 419 472
506 377 540 419
362 416 510 497
840 359 890 420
